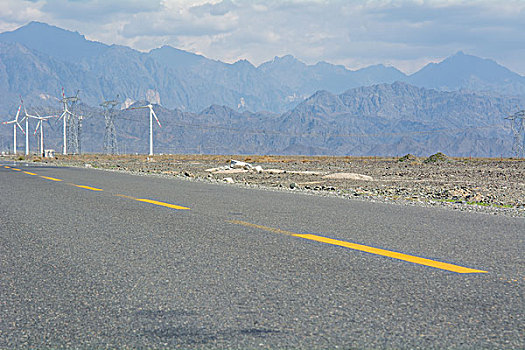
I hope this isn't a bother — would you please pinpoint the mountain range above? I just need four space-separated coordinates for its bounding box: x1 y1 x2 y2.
0 21 523 157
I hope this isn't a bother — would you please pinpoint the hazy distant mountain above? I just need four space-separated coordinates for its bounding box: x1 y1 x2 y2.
408 51 525 95
1 22 523 117
0 21 109 63
0 22 289 113
276 82 523 156
258 55 407 96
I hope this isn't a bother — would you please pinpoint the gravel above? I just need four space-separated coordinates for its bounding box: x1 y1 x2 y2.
11 153 525 217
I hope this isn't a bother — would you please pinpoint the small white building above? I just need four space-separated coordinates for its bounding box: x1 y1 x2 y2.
44 149 55 158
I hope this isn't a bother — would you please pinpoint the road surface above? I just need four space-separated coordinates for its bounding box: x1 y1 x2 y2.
0 161 523 348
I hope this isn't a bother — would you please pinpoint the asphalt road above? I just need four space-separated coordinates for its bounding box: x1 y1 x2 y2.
1 161 523 349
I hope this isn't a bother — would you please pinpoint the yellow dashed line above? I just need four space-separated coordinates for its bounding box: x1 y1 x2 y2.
11 168 22 171
115 194 190 210
9 168 188 211
40 176 62 182
4 166 10 168
229 220 487 274
135 198 190 210
73 184 103 191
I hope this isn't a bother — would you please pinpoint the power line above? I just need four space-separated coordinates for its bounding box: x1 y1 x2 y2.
114 117 507 139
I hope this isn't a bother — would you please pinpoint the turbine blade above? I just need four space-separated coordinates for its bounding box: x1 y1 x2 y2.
15 104 21 121
151 109 162 128
16 122 25 134
34 121 41 135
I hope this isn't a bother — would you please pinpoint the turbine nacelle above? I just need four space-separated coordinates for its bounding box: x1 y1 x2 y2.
127 104 162 128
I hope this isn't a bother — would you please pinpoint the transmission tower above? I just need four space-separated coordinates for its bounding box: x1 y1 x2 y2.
505 110 525 158
59 89 83 154
100 96 120 154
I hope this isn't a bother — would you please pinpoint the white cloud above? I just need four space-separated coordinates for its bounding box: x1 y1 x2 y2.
0 0 523 75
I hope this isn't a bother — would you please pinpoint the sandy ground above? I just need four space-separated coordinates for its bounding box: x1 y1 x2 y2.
6 153 524 217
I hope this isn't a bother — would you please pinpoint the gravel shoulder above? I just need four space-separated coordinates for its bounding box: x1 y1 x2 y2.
7 153 524 217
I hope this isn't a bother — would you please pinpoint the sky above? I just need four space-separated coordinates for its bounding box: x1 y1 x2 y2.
0 0 524 75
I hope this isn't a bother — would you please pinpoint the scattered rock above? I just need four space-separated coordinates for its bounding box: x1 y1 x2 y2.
290 182 297 189
205 167 227 172
84 163 92 168
223 177 234 184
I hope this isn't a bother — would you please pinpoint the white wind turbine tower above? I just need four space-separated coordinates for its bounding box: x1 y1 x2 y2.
33 113 57 157
19 97 35 155
1 102 25 154
126 103 162 155
23 102 58 157
19 97 56 156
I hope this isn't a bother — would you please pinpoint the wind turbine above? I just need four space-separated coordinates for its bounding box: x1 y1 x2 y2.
19 97 35 155
1 102 25 154
126 103 162 156
33 113 57 157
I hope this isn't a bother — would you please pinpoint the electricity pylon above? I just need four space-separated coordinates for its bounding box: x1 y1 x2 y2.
100 96 120 154
57 89 84 155
505 110 525 158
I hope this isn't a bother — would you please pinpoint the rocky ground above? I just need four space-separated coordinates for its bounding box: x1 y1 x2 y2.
6 153 525 217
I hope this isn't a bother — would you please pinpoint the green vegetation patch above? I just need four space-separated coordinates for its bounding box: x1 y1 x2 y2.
398 154 418 162
424 152 450 164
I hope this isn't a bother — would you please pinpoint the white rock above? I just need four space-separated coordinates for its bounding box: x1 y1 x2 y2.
253 165 263 173
230 160 252 169
84 164 92 168
323 173 374 181
223 177 235 183
265 169 286 174
214 169 247 174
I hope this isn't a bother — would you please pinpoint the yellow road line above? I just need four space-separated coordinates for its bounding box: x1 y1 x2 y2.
294 234 487 274
73 184 103 191
4 166 10 168
23 171 37 175
40 176 62 182
135 198 190 210
229 220 487 274
11 168 22 171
